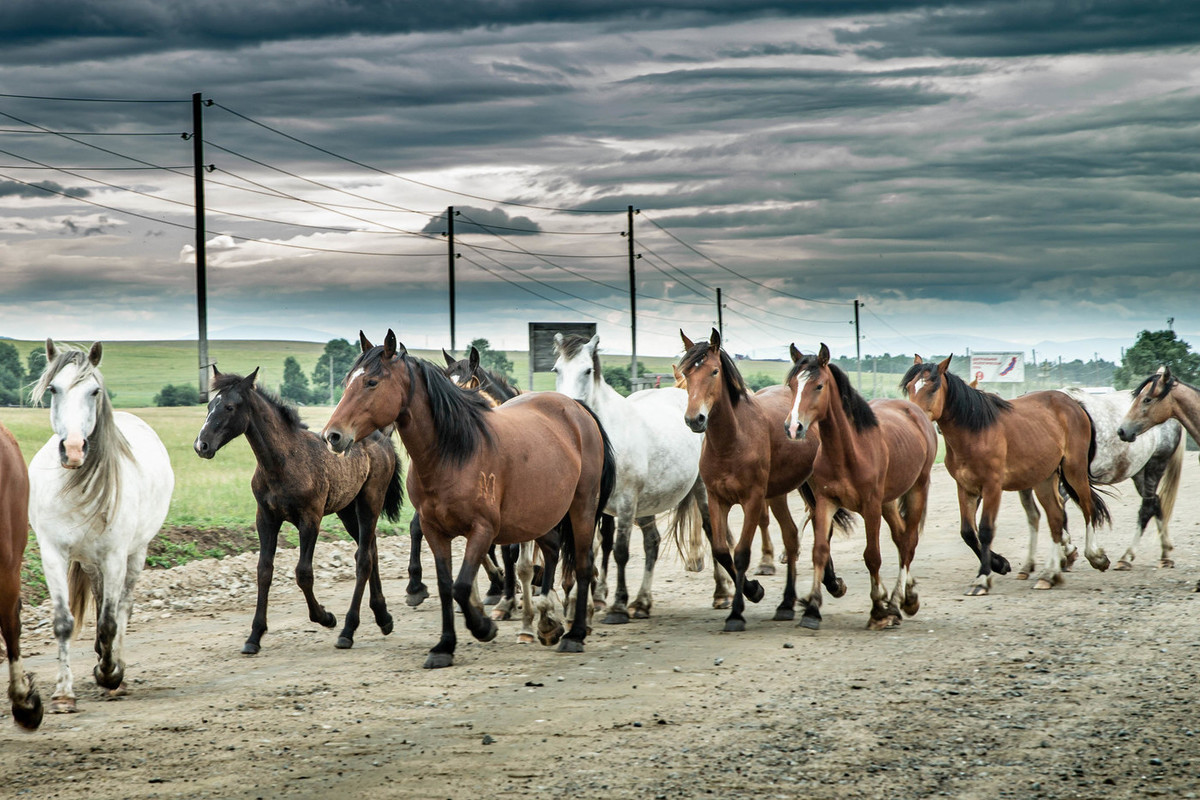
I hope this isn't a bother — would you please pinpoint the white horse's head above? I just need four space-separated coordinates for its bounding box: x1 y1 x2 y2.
552 332 602 406
35 340 107 469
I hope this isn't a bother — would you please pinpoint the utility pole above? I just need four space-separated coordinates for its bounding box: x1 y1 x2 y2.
191 92 210 401
328 351 334 405
716 287 724 339
1031 348 1037 391
447 206 456 352
853 299 862 390
627 205 638 387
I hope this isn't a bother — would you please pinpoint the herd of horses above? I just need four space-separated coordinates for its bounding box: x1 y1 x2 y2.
1 330 1196 732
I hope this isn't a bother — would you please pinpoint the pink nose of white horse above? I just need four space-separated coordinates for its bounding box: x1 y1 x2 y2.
60 435 87 468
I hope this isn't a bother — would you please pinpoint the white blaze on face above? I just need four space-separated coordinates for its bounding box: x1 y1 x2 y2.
349 367 365 384
197 392 222 439
449 374 461 385
787 378 805 437
913 378 926 395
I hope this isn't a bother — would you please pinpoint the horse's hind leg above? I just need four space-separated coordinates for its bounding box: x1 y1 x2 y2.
406 514 429 607
294 518 337 630
1117 469 1161 570
483 545 505 606
628 515 660 620
0 577 42 730
593 514 615 611
602 505 636 625
516 541 539 644
335 501 391 649
534 534 564 646
769 496 799 621
491 544 518 621
1016 489 1040 579
1033 477 1070 589
691 482 733 608
423 533 458 669
451 530 499 645
242 510 282 655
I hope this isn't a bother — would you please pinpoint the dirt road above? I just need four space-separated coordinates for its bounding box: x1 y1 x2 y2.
3 462 1199 799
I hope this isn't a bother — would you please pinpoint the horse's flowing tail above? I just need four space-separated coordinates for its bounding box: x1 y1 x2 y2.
67 561 91 640
798 483 856 537
1064 408 1112 528
668 489 705 571
1157 434 1186 526
382 446 405 523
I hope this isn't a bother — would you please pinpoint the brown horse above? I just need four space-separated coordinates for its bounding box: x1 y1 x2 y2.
323 330 615 667
785 344 937 630
902 356 1111 594
0 421 42 729
1118 365 1200 446
679 329 845 632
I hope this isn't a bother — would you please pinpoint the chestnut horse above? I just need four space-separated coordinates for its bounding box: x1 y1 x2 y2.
785 344 937 630
902 356 1111 594
323 331 615 667
0 421 42 729
679 329 846 632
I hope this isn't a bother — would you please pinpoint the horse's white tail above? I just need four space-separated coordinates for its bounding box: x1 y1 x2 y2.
668 491 706 572
68 561 92 641
1157 434 1186 526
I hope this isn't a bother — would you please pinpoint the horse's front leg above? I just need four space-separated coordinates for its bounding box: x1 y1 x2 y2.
628 515 661 620
967 483 1004 596
406 514 429 607
1016 489 1040 579
294 517 337 630
724 493 766 633
0 575 42 729
424 533 458 669
38 543 76 712
602 504 636 625
452 529 499 646
336 500 391 649
491 543 518 621
593 514 614 610
243 509 282 655
800 497 838 630
769 495 799 621
93 550 131 692
482 545 505 606
1033 477 1070 589
515 541 539 644
692 481 732 608
756 508 777 575
534 535 564 646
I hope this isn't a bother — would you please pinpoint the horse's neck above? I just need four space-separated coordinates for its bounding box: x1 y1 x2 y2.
1170 384 1200 443
392 372 449 477
703 389 748 454
242 394 298 473
590 380 625 414
814 394 858 469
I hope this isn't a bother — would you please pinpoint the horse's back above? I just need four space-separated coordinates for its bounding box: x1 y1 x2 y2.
871 399 938 491
608 386 702 512
1057 388 1181 482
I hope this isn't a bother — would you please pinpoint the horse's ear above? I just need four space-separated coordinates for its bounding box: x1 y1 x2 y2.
817 343 830 367
383 329 397 359
587 333 600 353
1161 364 1173 382
359 331 373 354
789 343 802 363
87 342 103 367
708 328 721 350
672 363 684 382
244 367 260 388
45 338 57 363
937 355 952 375
680 329 695 350
913 354 923 365
442 348 455 366
211 363 222 380
554 332 564 346
468 347 480 371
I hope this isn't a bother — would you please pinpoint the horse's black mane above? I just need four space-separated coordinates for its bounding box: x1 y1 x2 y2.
788 357 877 431
682 340 748 406
213 372 305 431
352 346 493 465
1132 371 1197 398
556 334 602 382
899 362 1012 432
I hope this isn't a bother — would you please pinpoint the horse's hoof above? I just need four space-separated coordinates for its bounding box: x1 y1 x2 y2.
773 607 795 621
723 618 746 632
103 683 128 700
556 638 585 653
423 652 454 669
406 588 429 607
712 597 733 610
483 593 502 607
1087 553 1111 572
632 607 650 620
901 596 920 617
867 616 893 631
319 612 337 629
1064 549 1079 570
964 585 989 597
991 555 1012 575
1160 559 1175 569
473 620 498 643
379 618 394 636
93 665 123 691
798 614 821 631
1113 560 1132 571
1015 571 1030 580
12 694 43 731
829 579 847 599
335 636 354 649
602 610 630 625
744 580 765 604
1033 578 1055 590
491 607 512 621
755 564 776 576
592 600 607 612
241 641 261 656
517 633 536 645
50 695 77 714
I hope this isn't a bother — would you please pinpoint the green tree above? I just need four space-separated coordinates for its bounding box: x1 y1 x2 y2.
25 347 47 405
310 338 358 404
743 372 779 391
1112 330 1200 389
280 356 311 404
0 341 23 405
601 361 648 396
468 338 515 382
154 384 201 406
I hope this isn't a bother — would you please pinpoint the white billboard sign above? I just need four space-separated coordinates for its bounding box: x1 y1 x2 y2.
970 352 1025 383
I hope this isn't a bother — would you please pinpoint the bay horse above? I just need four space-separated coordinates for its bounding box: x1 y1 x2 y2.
0 420 42 729
29 341 173 713
193 366 403 653
901 355 1111 594
323 330 615 667
554 333 723 623
679 329 847 632
785 344 937 629
1015 387 1183 574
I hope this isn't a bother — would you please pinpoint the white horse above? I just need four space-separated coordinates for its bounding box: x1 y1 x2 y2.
28 341 174 713
1015 387 1184 577
553 333 729 622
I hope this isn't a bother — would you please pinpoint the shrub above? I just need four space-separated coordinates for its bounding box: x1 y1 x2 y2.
155 383 201 407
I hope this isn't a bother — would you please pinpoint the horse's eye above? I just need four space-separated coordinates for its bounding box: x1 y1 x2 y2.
816 383 823 390
1143 397 1151 404
585 368 592 376
48 386 57 394
366 378 379 388
711 368 718 376
550 367 557 373
224 404 234 412
91 388 101 397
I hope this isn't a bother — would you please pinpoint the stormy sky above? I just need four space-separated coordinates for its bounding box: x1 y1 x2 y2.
0 1 1198 361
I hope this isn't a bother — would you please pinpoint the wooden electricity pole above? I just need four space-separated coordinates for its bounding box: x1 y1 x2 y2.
627 205 638 386
447 206 456 352
191 92 210 401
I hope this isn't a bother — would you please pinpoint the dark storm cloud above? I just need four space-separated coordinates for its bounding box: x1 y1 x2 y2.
839 0 1200 59
420 207 541 237
0 179 90 199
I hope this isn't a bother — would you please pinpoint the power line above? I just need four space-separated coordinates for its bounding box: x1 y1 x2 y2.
212 101 628 214
457 252 609 324
0 128 185 136
863 306 926 352
0 93 185 103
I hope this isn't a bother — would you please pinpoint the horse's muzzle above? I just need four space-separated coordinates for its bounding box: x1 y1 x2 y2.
193 437 216 459
324 428 354 454
58 437 87 469
1116 426 1137 443
684 414 707 434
